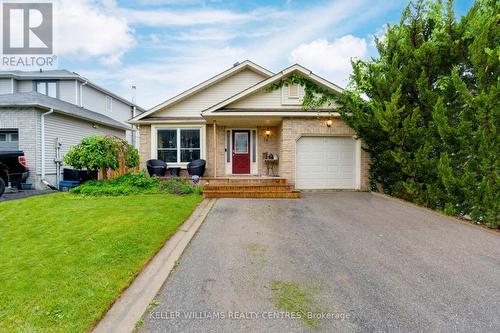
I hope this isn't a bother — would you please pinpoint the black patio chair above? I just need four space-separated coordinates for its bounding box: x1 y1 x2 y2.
187 159 206 177
146 159 167 177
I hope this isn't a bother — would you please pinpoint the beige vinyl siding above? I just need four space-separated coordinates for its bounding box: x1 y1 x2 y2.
226 85 304 109
36 112 125 175
226 84 336 110
154 69 266 117
0 78 13 94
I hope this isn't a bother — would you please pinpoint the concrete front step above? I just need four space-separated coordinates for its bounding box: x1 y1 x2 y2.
204 184 294 192
204 190 301 199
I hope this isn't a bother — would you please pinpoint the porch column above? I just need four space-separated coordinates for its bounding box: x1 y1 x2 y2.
213 120 217 178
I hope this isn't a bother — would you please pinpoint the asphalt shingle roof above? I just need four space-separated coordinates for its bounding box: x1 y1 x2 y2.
0 92 130 130
0 69 77 78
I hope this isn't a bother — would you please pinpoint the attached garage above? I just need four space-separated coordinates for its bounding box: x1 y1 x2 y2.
296 136 360 190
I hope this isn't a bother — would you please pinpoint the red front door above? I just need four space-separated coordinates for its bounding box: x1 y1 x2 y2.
232 130 250 174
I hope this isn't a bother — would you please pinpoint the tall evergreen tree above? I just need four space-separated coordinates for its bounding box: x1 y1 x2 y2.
433 0 499 226
270 0 498 228
336 0 499 227
339 0 462 204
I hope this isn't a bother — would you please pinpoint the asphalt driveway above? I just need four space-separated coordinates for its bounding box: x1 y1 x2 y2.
0 189 54 202
140 192 500 333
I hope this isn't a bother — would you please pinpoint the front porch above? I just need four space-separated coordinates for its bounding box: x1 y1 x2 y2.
205 116 283 179
203 117 302 198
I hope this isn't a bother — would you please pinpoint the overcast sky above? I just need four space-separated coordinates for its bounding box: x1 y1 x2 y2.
51 0 474 109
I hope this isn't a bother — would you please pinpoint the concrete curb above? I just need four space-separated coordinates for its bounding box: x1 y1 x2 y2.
92 198 217 333
370 192 499 235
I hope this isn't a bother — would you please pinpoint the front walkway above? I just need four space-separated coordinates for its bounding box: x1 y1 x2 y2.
140 192 500 333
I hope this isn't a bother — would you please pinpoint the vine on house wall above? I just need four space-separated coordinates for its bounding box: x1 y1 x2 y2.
266 73 339 114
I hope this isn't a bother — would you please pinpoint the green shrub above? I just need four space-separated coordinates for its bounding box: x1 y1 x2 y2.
70 171 202 196
64 135 139 171
160 178 203 195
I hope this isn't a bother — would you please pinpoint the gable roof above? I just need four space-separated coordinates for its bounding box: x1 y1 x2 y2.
0 92 130 130
131 60 273 121
202 64 344 115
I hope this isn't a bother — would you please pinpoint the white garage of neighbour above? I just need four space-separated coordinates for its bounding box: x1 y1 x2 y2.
296 136 361 190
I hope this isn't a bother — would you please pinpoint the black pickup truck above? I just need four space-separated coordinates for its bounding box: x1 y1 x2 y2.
0 151 30 197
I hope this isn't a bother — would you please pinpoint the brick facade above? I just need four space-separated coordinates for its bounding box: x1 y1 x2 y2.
280 117 370 190
257 126 280 176
138 124 151 169
139 118 370 190
0 108 39 185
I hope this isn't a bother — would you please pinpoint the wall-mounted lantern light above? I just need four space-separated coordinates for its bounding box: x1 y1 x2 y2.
326 119 333 127
265 129 271 141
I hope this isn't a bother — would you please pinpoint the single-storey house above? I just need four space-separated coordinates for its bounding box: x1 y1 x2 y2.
130 61 369 192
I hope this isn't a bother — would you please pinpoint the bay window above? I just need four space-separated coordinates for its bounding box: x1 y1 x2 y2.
157 128 201 164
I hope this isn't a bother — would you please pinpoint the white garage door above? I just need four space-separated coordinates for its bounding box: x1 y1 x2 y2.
296 136 357 190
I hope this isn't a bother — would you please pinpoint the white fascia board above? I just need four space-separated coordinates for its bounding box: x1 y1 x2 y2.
204 111 341 117
129 119 206 125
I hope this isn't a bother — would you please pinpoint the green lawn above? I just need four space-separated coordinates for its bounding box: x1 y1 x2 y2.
0 192 202 333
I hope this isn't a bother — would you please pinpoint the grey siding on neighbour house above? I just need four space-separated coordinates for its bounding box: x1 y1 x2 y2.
17 80 32 93
0 78 12 94
37 112 125 176
58 80 78 104
82 84 107 115
1 107 125 189
81 84 134 143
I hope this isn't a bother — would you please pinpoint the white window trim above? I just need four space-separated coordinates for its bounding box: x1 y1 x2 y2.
151 124 206 168
34 80 58 98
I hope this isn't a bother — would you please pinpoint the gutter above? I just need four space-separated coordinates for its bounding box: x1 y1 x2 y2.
40 108 57 190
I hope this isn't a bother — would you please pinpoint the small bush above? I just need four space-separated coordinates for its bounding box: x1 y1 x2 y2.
160 178 203 195
70 171 202 196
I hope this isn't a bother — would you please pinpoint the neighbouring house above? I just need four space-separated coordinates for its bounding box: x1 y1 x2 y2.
130 61 369 191
0 70 144 189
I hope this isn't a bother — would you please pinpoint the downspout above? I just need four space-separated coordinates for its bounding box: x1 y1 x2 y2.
41 108 57 190
132 106 137 147
213 120 217 178
79 80 88 107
